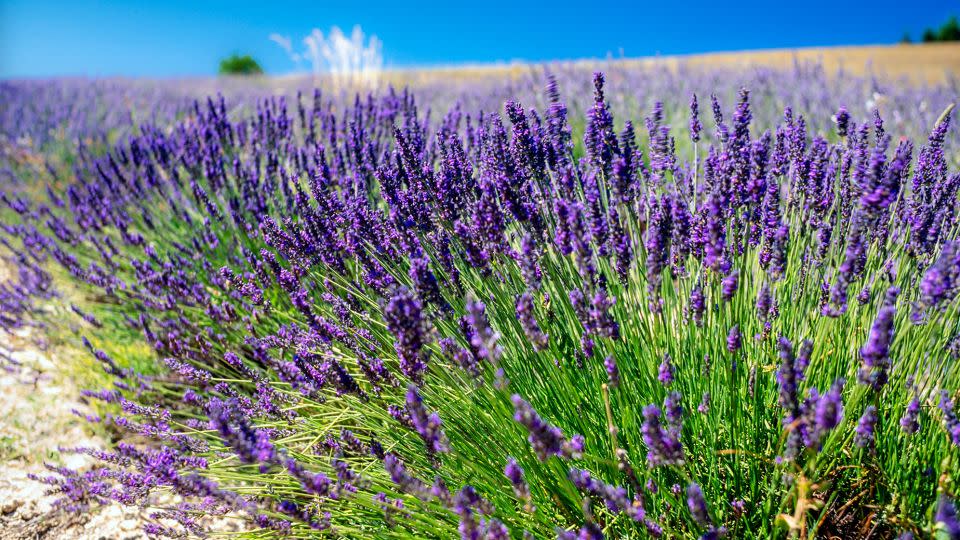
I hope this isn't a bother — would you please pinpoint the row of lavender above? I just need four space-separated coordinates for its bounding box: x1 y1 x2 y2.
3 62 957 162
1 62 959 538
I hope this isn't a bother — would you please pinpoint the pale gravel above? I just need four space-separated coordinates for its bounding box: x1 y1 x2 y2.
0 327 151 540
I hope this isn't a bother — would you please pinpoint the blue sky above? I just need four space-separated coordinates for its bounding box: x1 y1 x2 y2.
1 0 956 78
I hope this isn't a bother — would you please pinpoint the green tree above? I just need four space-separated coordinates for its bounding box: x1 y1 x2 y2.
922 28 937 42
218 54 264 76
937 15 960 41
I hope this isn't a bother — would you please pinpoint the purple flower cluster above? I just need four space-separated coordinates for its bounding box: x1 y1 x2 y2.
516 292 549 352
384 287 432 384
406 385 449 455
939 391 960 446
511 395 584 461
858 288 898 390
504 457 531 506
641 398 684 467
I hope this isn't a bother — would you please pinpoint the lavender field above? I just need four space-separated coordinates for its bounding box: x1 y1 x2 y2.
1 53 960 539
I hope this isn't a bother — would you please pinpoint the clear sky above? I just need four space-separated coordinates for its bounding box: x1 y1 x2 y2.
1 0 957 78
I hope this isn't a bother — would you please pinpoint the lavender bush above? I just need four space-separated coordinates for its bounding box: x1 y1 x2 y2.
2 62 960 538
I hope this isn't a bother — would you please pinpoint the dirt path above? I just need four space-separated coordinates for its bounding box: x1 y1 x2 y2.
0 328 148 540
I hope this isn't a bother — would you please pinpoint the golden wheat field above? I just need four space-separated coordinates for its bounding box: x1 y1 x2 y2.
378 42 960 86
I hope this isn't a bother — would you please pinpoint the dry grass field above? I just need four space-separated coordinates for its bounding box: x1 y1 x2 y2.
659 42 960 84
379 42 960 86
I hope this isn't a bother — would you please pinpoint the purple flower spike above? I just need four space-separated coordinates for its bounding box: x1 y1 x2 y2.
409 250 450 313
686 483 713 528
664 391 683 425
731 499 746 519
811 378 845 448
834 106 850 138
405 385 449 455
604 356 619 387
859 299 896 391
721 270 739 301
641 404 684 467
466 298 502 364
568 468 629 513
690 285 705 326
384 454 431 500
658 354 675 386
938 391 960 446
516 292 549 352
726 325 742 353
854 406 878 450
384 287 431 385
504 457 531 503
936 497 960 538
920 241 960 310
900 397 921 434
511 395 583 461
689 94 703 143
698 392 711 414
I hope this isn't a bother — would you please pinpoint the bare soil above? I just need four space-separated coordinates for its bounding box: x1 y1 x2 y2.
0 329 149 540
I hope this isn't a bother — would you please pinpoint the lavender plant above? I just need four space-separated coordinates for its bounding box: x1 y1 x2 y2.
2 65 960 539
